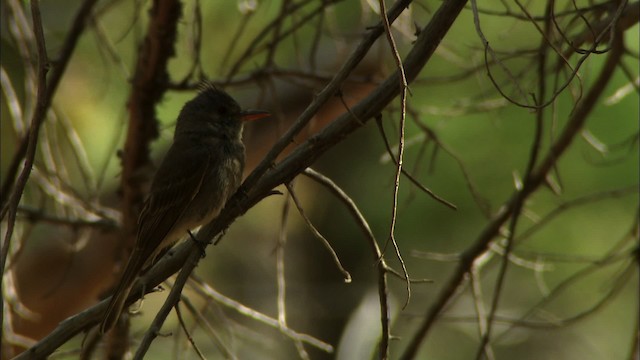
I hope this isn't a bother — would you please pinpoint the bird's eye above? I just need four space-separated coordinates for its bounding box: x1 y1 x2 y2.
218 106 229 115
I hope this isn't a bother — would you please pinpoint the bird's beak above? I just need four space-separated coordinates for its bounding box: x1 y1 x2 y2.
240 110 271 122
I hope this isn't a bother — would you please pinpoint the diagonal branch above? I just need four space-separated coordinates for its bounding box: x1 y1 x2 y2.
240 0 413 192
119 0 183 249
0 0 100 211
399 27 625 360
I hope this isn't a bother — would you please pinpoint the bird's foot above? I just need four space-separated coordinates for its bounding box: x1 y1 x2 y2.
187 230 207 258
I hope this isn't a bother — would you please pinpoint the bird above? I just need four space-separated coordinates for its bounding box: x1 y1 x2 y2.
100 84 270 333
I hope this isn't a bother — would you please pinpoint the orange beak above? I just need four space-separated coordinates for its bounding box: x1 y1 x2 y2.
240 110 271 122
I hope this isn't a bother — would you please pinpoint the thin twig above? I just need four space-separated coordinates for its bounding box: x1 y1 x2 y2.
301 168 393 358
240 0 413 192
188 275 333 353
375 118 457 209
277 190 291 326
474 2 553 356
174 302 207 360
285 182 352 283
378 0 413 308
134 245 201 359
180 293 235 359
1 0 50 336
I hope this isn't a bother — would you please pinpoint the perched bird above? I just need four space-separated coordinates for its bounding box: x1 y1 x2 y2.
100 84 270 333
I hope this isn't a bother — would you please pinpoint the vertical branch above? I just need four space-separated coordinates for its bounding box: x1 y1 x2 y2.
302 168 392 359
277 189 291 328
133 246 201 359
275 186 312 360
474 2 553 358
378 0 411 308
118 0 183 258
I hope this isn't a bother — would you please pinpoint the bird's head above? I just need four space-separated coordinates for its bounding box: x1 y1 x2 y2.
175 83 270 140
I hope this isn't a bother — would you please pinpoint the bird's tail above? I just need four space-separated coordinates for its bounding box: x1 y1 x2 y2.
100 248 146 333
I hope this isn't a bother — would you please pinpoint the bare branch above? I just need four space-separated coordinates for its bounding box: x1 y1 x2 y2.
400 23 626 360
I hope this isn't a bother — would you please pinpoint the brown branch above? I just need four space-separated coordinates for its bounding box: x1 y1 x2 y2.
103 0 183 356
378 0 412 311
119 0 183 249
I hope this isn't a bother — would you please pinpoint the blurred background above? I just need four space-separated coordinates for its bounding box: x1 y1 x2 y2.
1 0 638 359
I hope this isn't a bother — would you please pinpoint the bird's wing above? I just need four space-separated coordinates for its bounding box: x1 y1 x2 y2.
101 143 212 333
135 141 212 261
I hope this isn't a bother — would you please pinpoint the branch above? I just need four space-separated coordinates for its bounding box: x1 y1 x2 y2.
399 25 625 360
102 1 183 356
286 182 351 283
2 0 50 341
119 0 183 249
240 0 413 192
133 246 198 359
474 3 553 357
0 0 99 211
302 168 393 358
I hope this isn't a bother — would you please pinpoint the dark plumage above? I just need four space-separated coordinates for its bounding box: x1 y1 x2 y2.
101 85 269 333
